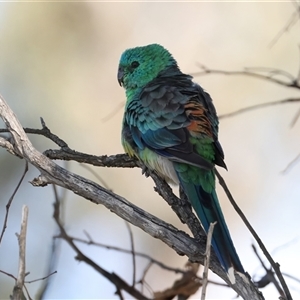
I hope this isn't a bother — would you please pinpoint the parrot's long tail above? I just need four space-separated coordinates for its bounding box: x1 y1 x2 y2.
178 173 244 281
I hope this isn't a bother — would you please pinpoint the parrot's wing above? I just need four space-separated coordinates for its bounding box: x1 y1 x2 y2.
126 82 226 170
137 126 214 171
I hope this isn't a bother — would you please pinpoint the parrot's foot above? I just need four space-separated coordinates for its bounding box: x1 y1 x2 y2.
141 164 151 177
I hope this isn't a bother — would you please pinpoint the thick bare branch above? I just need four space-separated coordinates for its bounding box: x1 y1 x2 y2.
0 94 263 300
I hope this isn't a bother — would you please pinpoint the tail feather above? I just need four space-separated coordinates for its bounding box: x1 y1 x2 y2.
178 176 244 274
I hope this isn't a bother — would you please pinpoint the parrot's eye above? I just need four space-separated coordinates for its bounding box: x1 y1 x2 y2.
131 61 140 69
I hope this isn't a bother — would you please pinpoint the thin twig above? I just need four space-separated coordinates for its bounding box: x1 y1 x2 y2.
35 185 63 300
0 269 57 285
0 270 33 300
281 272 300 285
201 222 216 300
0 269 17 280
252 244 284 297
73 234 186 274
219 98 300 120
70 234 228 288
193 65 300 90
101 101 125 122
290 107 300 127
281 153 300 174
125 222 136 287
271 237 300 257
143 280 154 299
139 261 153 295
12 205 29 300
115 287 125 300
269 3 300 48
25 271 57 284
0 162 28 244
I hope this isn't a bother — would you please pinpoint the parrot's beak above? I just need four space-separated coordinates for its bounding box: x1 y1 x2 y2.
117 68 124 87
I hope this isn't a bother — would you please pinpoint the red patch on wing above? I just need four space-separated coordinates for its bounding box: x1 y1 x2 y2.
185 100 213 137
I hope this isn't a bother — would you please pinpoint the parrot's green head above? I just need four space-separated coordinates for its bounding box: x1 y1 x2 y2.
118 44 177 93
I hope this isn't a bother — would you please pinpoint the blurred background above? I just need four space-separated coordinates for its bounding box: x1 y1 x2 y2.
0 2 299 299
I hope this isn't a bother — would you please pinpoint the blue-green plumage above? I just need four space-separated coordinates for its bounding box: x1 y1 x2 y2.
118 44 244 279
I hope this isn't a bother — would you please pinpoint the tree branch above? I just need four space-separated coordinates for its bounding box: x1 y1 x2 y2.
0 94 263 300
218 98 300 120
215 169 292 300
0 162 28 245
193 64 300 90
12 205 29 300
201 222 216 300
53 189 149 300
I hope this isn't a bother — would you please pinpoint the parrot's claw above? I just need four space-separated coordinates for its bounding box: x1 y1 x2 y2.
141 165 151 177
